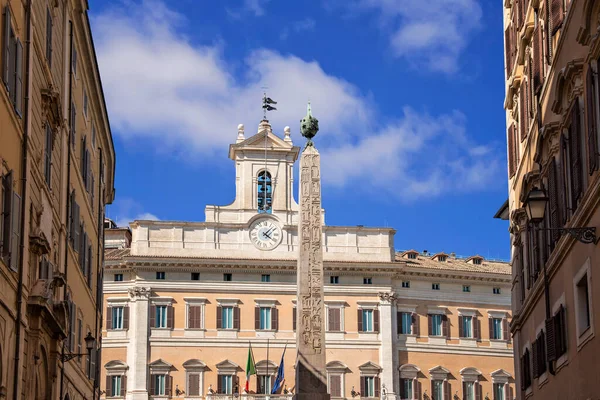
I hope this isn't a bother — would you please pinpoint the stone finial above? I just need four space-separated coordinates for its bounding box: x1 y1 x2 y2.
284 126 292 143
236 124 245 143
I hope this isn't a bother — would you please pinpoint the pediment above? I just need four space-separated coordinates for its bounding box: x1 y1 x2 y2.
399 364 420 373
326 361 349 372
149 359 173 370
255 360 278 375
183 359 207 369
460 367 482 376
216 359 240 372
429 366 450 374
235 131 292 150
105 360 128 370
491 369 512 378
358 361 382 373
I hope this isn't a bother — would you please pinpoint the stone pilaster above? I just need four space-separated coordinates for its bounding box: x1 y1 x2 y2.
378 292 398 399
294 145 329 400
127 287 151 400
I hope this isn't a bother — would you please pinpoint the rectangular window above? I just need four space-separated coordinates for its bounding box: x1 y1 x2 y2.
330 276 339 284
401 378 413 399
72 41 77 76
259 307 272 330
493 383 504 400
329 375 342 397
2 7 24 115
154 375 166 395
463 285 471 292
462 316 473 338
224 273 232 281
83 88 88 117
432 380 443 400
191 272 200 281
493 287 501 294
45 8 52 67
222 306 234 329
112 307 124 330
554 305 567 358
407 252 417 259
92 124 96 148
70 101 76 147
155 305 167 328
362 309 373 332
432 283 440 290
111 375 122 397
576 272 591 335
491 318 503 340
77 318 82 359
363 277 372 285
220 375 233 394
364 376 375 397
261 274 271 282
258 375 271 394
156 271 165 280
535 331 547 376
402 281 410 288
114 274 123 282
188 305 202 329
44 124 52 186
431 314 442 336
400 312 412 334
463 382 474 400
328 307 341 332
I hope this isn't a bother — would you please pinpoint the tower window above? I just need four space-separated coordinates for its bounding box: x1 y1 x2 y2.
257 171 272 214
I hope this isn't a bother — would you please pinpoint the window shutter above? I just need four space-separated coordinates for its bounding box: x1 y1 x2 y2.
463 382 467 399
475 382 482 400
293 307 296 331
559 137 568 225
71 102 76 146
551 0 564 34
374 376 381 397
217 306 222 329
443 380 450 400
150 374 156 395
488 317 494 339
360 377 365 397
442 315 450 338
570 102 583 206
412 313 419 336
508 124 516 177
532 339 539 378
473 316 480 340
10 191 20 272
14 38 22 115
106 306 112 329
397 312 402 334
167 305 174 329
502 318 509 342
46 8 52 66
233 307 240 330
255 307 260 330
374 309 380 332
188 374 200 396
334 308 341 331
357 309 363 332
106 376 112 397
70 302 76 351
2 6 11 86
87 243 93 287
188 305 194 329
123 306 130 330
330 375 341 397
149 305 156 328
505 27 512 79
509 386 514 400
458 315 464 338
548 159 561 244
428 314 433 335
415 381 421 400
121 375 127 396
586 65 599 175
272 307 278 331
1 172 13 259
533 25 542 94
328 308 334 331
166 375 173 396
520 85 527 141
217 375 223 394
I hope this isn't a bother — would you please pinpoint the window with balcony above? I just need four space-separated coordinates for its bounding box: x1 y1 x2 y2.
183 359 206 396
219 375 233 394
104 361 128 398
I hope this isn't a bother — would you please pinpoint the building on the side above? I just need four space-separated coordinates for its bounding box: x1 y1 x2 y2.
501 0 600 398
0 0 116 399
101 120 514 400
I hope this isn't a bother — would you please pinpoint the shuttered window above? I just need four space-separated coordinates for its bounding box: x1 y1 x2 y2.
44 124 52 186
328 308 341 332
46 8 52 67
586 64 599 174
508 124 518 178
532 24 543 94
569 102 584 210
2 7 23 116
550 0 564 35
188 373 200 396
188 305 202 329
329 375 341 397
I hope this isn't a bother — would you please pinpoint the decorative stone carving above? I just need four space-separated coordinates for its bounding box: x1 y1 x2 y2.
378 292 396 303
128 287 150 299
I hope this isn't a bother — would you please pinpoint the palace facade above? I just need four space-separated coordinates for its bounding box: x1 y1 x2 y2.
101 121 514 400
0 0 116 399
502 0 600 398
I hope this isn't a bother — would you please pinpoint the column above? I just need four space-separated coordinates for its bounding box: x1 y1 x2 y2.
127 287 151 400
378 292 398 399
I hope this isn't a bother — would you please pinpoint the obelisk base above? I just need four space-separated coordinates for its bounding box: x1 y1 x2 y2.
293 360 330 400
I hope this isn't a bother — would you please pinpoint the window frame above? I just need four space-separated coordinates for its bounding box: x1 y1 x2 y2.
114 273 123 282
401 280 410 288
261 274 271 282
330 276 339 284
573 258 594 349
156 271 165 280
363 277 372 285
432 283 440 290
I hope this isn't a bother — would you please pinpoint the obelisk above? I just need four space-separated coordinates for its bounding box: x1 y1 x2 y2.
295 103 330 400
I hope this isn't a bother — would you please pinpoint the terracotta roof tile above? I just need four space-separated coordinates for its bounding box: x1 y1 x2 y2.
105 248 130 260
394 253 511 275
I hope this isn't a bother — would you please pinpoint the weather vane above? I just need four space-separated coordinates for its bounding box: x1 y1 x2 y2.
262 92 277 120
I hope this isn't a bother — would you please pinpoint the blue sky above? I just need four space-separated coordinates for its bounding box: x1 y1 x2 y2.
91 0 511 260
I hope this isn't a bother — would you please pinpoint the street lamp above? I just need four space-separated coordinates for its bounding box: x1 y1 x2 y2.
524 187 597 244
60 332 96 362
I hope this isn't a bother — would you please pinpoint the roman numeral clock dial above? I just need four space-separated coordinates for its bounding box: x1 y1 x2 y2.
249 219 282 250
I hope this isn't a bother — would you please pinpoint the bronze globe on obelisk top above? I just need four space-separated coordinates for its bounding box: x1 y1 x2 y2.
300 101 319 147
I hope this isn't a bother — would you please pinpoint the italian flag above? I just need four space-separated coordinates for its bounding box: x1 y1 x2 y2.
245 342 256 392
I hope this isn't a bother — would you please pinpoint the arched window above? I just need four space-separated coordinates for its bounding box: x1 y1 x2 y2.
257 171 272 214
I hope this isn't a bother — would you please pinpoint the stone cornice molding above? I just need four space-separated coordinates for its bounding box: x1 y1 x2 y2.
551 59 584 115
518 170 541 203
395 269 511 284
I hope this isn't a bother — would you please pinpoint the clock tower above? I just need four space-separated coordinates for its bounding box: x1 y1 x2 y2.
204 119 301 227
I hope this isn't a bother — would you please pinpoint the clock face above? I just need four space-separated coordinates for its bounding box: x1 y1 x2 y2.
249 219 282 250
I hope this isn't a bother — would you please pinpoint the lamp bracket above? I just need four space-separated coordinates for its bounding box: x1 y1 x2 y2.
544 227 598 244
60 353 87 362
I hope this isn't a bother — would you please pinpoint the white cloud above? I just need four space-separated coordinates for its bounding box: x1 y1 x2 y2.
107 197 159 227
280 18 317 40
92 1 501 201
344 0 482 73
226 0 271 18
